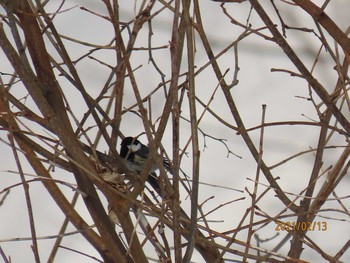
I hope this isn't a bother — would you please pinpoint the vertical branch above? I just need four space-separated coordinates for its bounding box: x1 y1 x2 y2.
106 0 126 146
287 110 329 260
169 0 184 261
243 104 266 263
9 134 41 263
183 0 200 262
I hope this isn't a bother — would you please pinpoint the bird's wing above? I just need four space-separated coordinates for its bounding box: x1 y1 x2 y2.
162 158 173 174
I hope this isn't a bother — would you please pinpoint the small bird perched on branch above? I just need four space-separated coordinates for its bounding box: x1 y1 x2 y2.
82 136 172 190
120 137 172 175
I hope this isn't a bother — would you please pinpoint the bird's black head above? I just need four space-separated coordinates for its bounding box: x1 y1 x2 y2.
120 137 141 159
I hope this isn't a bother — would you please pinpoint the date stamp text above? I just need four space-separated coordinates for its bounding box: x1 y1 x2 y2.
275 221 327 231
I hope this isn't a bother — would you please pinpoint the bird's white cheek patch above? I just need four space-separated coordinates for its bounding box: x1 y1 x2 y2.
129 143 141 152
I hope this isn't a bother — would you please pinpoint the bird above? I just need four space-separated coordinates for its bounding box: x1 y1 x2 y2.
81 137 172 191
120 137 172 175
119 137 172 192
